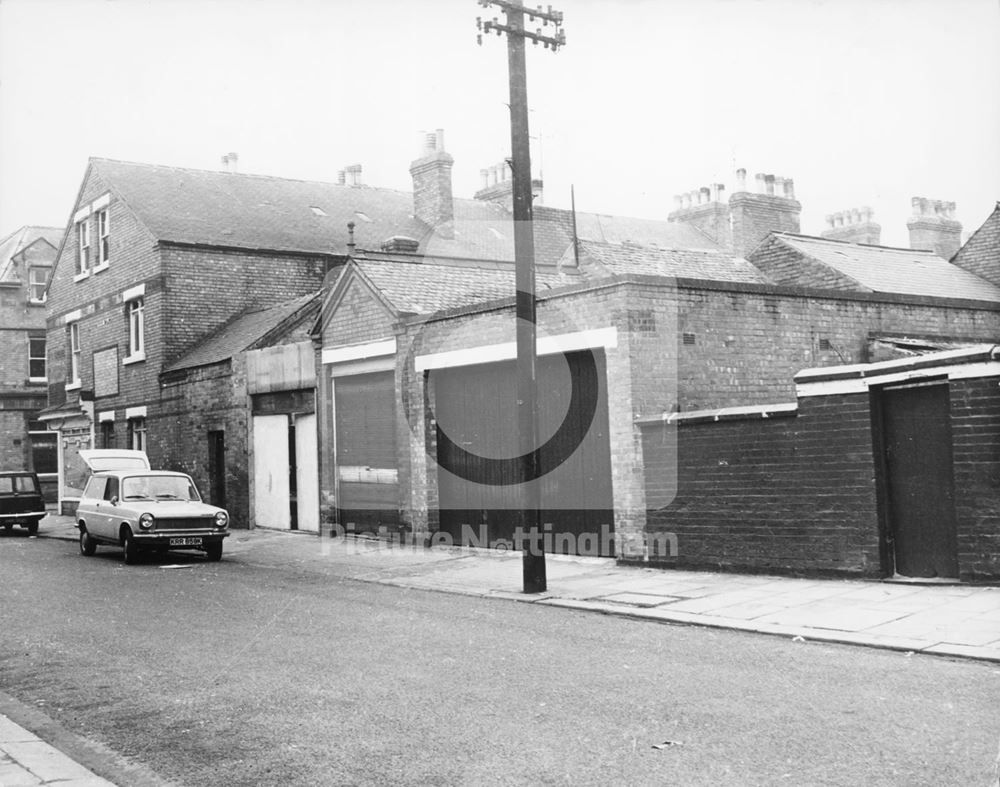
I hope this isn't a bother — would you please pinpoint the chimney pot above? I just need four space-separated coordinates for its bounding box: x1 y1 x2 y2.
435 129 446 152
699 186 711 204
735 168 747 192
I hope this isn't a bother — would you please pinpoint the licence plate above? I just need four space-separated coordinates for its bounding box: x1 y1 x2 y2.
169 537 203 546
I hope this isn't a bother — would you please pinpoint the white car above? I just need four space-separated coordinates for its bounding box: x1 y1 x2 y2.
75 451 229 564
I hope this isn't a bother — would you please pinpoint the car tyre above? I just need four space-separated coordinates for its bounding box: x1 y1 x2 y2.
3 523 11 533
205 542 223 562
26 520 38 536
121 528 139 565
79 528 97 556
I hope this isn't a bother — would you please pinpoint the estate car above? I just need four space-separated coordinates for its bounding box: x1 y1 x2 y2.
0 471 46 535
76 456 229 563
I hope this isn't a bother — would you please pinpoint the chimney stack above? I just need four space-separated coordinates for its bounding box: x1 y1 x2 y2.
667 180 731 248
907 197 962 259
221 152 239 173
473 156 543 211
729 170 801 258
821 206 881 245
409 128 454 238
343 164 363 186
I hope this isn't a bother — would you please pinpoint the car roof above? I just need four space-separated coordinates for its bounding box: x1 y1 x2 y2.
0 470 38 476
93 470 193 478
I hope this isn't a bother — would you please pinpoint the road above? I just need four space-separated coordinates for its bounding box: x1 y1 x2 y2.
1 532 999 786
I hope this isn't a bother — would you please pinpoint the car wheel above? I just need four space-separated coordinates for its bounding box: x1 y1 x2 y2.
3 523 11 533
205 542 223 562
26 520 39 536
121 528 139 565
79 528 97 556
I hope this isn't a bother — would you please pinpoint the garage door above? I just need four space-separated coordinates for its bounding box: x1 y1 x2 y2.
432 349 614 556
334 371 398 531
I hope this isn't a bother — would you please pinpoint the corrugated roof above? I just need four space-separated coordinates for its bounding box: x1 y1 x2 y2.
775 234 1000 302
164 292 320 372
577 240 770 284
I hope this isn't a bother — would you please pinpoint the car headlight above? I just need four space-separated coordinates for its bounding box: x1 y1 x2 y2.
214 511 229 529
139 513 155 530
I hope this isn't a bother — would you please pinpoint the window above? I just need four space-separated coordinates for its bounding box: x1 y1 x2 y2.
68 323 81 386
28 421 56 475
77 220 91 274
100 420 116 449
28 336 46 381
127 298 144 359
103 477 119 502
127 417 147 452
97 209 110 266
28 267 48 302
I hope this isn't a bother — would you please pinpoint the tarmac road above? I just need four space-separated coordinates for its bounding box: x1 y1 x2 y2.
1 533 999 786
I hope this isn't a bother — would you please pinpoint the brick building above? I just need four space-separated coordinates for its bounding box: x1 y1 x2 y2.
0 226 62 493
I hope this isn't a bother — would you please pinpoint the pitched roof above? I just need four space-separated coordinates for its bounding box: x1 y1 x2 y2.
576 240 770 284
88 158 720 266
0 226 63 281
772 233 1000 302
164 292 321 372
352 254 578 315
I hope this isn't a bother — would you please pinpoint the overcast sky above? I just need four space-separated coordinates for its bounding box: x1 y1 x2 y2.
1 0 998 248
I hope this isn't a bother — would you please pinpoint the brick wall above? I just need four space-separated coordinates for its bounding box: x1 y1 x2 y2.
730 193 801 259
952 206 1000 287
642 395 883 576
319 275 396 348
950 375 1000 580
157 358 250 526
161 245 328 364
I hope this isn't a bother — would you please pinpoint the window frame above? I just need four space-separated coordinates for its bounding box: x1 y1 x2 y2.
28 335 46 382
127 417 147 453
28 266 48 303
96 208 110 268
125 297 145 363
67 322 81 388
77 219 91 276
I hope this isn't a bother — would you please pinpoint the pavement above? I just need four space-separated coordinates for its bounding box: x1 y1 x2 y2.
7 512 1000 786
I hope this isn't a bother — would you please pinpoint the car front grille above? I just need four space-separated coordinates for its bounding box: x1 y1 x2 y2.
155 517 217 531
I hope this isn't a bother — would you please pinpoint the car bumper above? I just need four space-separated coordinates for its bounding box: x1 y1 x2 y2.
0 511 46 521
133 531 229 545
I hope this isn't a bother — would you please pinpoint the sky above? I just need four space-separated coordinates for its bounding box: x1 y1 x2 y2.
1 0 998 248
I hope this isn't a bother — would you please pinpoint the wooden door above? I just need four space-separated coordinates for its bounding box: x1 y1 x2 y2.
253 414 291 529
294 413 320 532
878 381 959 579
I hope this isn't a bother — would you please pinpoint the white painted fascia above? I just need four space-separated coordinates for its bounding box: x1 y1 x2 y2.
122 283 145 302
322 338 396 366
98 410 115 422
796 360 1000 398
415 327 618 372
125 406 147 419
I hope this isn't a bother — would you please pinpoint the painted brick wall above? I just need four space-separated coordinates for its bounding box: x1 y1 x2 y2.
157 357 250 526
642 393 882 576
950 375 1000 581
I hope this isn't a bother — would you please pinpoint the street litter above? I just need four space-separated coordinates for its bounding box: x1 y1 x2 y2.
792 635 806 642
652 741 684 749
160 564 193 570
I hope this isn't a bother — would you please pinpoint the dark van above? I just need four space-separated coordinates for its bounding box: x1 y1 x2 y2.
0 471 46 535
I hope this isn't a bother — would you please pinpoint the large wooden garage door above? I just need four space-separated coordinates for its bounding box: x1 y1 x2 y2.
433 349 614 556
334 371 398 531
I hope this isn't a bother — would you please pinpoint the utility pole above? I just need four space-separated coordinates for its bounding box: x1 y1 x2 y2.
477 1 565 593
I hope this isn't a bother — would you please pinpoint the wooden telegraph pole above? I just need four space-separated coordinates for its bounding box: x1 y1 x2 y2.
477 1 565 593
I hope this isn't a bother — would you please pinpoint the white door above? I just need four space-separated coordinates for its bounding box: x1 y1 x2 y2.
294 413 319 532
253 414 290 529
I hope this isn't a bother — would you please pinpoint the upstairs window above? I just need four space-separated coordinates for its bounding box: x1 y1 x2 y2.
97 209 110 266
127 298 145 359
28 336 46 381
28 267 48 303
68 323 81 386
77 219 91 275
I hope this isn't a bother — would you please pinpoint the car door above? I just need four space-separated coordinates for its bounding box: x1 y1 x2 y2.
80 476 109 539
101 477 121 540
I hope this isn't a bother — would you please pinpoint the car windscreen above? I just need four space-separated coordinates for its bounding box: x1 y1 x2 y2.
0 475 39 494
121 475 201 502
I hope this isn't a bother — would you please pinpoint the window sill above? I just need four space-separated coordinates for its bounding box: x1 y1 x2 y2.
93 262 110 274
73 271 90 283
28 377 48 385
28 299 46 307
123 352 146 366
65 381 82 392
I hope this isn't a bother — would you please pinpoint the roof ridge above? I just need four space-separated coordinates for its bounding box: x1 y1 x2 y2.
776 231 939 255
